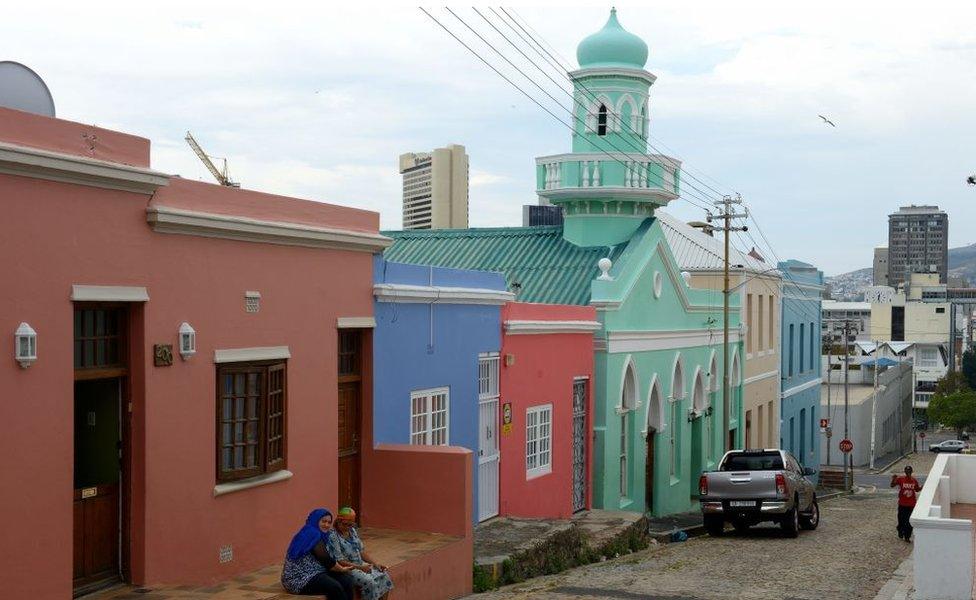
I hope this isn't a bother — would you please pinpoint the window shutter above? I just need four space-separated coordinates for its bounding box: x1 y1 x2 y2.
266 363 287 470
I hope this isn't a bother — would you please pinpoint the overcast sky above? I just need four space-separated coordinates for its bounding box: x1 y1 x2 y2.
9 1 976 275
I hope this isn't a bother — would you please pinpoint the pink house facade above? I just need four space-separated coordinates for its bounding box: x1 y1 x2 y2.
0 107 472 599
499 303 599 519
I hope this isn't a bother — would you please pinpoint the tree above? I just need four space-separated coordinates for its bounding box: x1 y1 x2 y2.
928 390 976 435
935 371 970 398
963 349 976 390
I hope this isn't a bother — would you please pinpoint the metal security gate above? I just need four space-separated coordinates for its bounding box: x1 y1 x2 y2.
478 355 500 521
572 378 588 512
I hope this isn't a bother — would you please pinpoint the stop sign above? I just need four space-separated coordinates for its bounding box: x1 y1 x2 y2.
839 439 854 453
920 432 926 439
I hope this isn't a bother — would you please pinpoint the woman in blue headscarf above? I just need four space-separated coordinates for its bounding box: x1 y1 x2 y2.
281 508 354 599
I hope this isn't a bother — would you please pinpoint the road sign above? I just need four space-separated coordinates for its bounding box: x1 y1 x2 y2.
920 432 926 439
820 418 830 428
839 439 854 453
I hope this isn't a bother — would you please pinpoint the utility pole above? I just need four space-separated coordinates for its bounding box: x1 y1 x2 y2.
843 321 852 491
825 341 832 466
869 339 879 470
709 194 748 453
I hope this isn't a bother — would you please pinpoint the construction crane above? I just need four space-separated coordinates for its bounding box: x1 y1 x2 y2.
185 131 239 187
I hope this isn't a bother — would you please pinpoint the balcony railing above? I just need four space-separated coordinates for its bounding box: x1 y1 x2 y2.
536 153 681 199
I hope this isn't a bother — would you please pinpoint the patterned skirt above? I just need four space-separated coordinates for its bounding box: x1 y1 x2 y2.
346 567 394 600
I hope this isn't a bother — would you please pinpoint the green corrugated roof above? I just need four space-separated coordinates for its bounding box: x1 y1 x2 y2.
383 226 628 305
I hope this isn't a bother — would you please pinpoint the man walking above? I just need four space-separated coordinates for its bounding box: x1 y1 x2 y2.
890 465 922 541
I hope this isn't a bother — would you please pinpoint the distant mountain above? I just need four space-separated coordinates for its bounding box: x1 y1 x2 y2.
824 268 873 301
825 244 976 300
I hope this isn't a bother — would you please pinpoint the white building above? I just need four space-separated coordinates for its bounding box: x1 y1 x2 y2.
398 144 469 230
911 453 976 600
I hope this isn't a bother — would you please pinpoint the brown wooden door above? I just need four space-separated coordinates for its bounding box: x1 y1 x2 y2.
338 381 361 510
73 378 121 591
645 431 655 513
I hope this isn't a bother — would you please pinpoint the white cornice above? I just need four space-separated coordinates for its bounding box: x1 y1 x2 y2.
504 320 603 335
374 283 514 306
0 140 169 195
743 369 779 386
781 377 822 398
214 346 290 364
337 317 376 329
606 328 736 353
569 67 657 85
147 205 392 253
536 152 680 166
538 186 678 203
71 285 149 302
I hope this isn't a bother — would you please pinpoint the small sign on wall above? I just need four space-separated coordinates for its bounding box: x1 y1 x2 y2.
154 344 174 367
501 402 513 436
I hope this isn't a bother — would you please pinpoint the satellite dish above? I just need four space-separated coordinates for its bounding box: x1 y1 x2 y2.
0 61 55 117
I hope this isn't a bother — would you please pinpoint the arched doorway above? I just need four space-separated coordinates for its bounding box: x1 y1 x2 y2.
729 349 742 450
620 361 637 501
690 369 706 501
644 378 662 514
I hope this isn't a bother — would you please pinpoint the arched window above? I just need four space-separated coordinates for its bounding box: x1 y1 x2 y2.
692 370 705 413
671 357 684 401
597 104 608 136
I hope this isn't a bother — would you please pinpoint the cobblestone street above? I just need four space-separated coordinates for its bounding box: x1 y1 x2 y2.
473 490 912 600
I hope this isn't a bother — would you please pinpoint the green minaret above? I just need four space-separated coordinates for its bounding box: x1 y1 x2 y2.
535 8 681 247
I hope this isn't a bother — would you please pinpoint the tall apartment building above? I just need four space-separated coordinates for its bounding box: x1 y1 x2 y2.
887 205 948 287
873 247 889 286
398 144 469 230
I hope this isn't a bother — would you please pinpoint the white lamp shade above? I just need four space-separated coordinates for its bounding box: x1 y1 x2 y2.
15 322 37 368
179 322 196 358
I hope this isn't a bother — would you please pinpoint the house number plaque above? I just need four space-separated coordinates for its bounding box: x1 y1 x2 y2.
81 487 97 499
154 344 174 367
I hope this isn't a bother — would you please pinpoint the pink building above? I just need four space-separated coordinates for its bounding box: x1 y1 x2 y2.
498 303 599 519
0 106 472 599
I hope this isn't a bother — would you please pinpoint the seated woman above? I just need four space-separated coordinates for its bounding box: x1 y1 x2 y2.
327 507 395 600
281 508 355 600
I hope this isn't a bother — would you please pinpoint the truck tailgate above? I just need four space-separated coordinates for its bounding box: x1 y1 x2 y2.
706 471 780 499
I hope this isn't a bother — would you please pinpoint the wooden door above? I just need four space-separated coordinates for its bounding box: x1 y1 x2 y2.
337 330 363 510
73 378 121 591
645 430 655 513
337 381 361 510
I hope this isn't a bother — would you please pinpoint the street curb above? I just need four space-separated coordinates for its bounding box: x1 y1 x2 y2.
872 452 913 474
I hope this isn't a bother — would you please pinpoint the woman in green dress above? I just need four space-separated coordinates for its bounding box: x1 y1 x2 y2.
327 507 394 600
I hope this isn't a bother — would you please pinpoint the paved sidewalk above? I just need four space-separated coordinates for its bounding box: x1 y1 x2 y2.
874 557 914 600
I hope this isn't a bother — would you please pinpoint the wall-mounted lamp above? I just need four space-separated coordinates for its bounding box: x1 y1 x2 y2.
15 322 37 368
179 322 196 360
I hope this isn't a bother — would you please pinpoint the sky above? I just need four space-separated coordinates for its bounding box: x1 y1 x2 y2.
8 0 976 275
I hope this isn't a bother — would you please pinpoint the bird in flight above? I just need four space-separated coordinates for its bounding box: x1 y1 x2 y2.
818 115 836 127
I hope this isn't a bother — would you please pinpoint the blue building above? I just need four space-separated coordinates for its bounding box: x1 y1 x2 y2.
778 260 825 477
372 257 512 523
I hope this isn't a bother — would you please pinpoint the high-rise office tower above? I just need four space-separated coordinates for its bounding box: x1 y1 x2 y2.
398 144 468 230
887 205 948 287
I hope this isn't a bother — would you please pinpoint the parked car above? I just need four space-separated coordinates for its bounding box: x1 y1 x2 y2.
930 440 968 453
698 449 819 538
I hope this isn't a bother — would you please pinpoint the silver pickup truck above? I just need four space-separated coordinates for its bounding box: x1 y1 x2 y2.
698 449 820 538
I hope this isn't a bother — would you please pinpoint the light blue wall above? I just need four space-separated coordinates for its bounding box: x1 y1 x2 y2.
372 258 504 523
778 260 824 478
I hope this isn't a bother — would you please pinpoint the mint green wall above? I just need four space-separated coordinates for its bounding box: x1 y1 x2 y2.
588 220 744 516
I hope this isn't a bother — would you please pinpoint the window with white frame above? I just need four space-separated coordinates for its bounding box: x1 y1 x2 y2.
410 388 450 446
526 404 552 477
479 353 500 399
919 347 939 368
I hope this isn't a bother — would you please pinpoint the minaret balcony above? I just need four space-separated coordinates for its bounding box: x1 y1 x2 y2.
535 152 681 204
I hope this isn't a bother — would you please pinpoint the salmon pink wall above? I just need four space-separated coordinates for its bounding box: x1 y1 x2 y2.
498 303 596 519
0 106 151 166
0 159 378 596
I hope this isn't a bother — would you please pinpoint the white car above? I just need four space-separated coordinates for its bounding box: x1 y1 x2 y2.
930 440 968 453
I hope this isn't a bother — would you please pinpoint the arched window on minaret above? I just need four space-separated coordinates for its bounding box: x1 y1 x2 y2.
597 104 608 136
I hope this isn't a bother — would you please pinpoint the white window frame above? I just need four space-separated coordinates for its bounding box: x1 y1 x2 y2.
919 347 939 368
526 404 553 478
410 387 450 446
479 352 500 400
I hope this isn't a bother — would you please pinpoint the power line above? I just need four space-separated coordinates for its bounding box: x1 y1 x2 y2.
426 7 717 215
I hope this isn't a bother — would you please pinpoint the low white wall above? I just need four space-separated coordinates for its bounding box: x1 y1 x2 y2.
912 453 975 600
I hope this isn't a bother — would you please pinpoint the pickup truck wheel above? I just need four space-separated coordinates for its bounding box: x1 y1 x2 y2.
781 499 800 538
800 497 820 530
704 515 724 537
